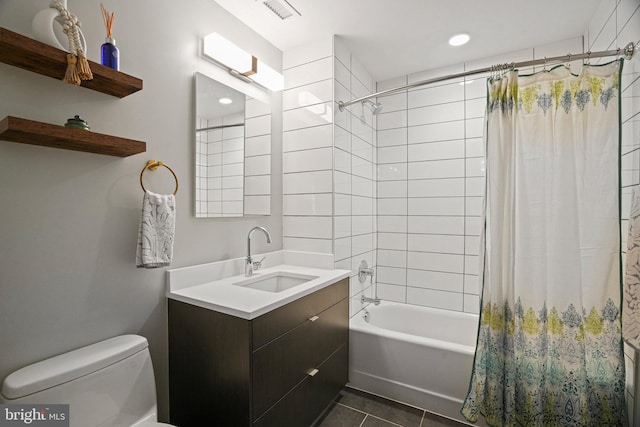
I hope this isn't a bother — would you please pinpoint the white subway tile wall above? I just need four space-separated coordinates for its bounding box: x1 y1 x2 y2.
586 0 640 422
282 39 335 258
196 112 245 217
376 66 491 313
334 36 378 318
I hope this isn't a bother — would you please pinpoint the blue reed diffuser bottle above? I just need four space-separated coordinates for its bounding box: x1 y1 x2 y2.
100 4 119 70
101 36 119 70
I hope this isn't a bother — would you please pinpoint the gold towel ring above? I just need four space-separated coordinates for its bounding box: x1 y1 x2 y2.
140 160 179 195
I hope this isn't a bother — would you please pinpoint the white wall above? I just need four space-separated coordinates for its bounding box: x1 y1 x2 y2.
375 71 482 313
333 36 378 317
586 1 640 424
281 39 334 255
282 37 378 318
374 36 588 315
0 1 283 421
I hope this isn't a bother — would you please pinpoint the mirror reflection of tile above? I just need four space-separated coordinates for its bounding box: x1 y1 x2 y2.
194 72 271 218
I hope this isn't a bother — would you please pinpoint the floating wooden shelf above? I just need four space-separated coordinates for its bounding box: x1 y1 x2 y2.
0 27 142 98
0 116 146 157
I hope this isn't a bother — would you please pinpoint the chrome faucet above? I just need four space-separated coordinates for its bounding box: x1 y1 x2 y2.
358 260 380 305
246 226 272 276
361 294 381 306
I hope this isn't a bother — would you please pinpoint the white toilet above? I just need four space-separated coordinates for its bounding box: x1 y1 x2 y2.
0 335 176 427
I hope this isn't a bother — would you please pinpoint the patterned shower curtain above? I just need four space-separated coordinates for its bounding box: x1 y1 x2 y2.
461 60 626 426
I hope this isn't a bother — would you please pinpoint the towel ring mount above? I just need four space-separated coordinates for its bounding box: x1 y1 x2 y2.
140 160 179 195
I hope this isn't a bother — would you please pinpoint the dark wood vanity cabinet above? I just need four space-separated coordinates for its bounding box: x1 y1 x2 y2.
168 278 349 427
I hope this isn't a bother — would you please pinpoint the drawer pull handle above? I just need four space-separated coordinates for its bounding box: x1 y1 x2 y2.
308 368 319 377
309 315 319 322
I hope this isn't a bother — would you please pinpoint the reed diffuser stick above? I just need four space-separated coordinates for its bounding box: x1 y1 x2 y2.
100 4 114 38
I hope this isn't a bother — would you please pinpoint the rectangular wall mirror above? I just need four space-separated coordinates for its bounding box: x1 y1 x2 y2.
195 72 271 217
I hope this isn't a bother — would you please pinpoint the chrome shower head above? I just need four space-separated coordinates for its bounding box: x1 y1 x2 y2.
362 99 383 115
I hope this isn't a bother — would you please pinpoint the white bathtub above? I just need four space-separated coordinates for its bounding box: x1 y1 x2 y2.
349 301 483 425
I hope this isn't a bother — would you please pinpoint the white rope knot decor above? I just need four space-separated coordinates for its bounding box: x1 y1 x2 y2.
49 1 93 85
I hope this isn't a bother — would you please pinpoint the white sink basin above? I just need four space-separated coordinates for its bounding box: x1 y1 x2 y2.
233 271 319 293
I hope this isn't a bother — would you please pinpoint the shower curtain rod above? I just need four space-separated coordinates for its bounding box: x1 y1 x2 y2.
337 41 637 111
196 122 244 132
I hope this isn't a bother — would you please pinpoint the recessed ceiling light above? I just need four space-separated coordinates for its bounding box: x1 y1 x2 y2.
449 33 470 47
218 97 233 104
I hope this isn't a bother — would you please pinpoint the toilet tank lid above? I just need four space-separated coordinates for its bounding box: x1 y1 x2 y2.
1 335 149 400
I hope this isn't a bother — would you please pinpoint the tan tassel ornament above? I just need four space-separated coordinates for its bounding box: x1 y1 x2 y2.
64 53 80 85
50 1 93 85
76 50 93 80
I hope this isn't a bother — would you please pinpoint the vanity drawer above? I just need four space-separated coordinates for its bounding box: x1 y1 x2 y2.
253 344 348 427
252 298 348 419
252 278 348 349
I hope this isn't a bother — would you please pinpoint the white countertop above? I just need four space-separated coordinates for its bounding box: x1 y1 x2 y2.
166 251 350 320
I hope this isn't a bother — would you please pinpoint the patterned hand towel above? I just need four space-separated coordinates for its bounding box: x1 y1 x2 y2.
623 186 640 351
136 190 176 269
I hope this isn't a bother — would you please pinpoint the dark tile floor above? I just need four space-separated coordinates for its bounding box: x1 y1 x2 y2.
314 388 466 427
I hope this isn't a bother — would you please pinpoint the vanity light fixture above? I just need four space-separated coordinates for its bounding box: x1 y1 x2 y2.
203 32 284 92
448 33 470 47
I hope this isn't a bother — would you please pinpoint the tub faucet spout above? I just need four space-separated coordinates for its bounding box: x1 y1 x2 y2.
246 226 272 276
